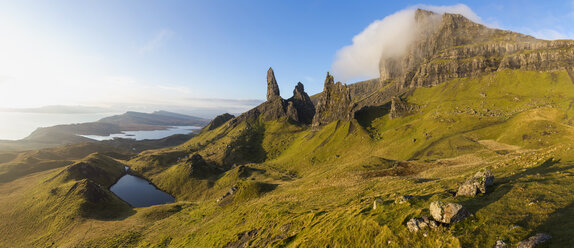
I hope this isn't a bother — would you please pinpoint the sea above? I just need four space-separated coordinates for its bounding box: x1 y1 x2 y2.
0 112 119 140
80 126 201 141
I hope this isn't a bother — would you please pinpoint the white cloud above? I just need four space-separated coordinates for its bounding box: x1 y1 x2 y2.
529 29 569 40
331 4 481 83
139 29 174 54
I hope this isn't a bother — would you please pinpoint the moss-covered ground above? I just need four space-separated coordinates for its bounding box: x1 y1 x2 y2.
2 69 574 247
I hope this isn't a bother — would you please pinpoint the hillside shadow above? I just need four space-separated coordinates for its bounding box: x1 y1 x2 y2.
528 199 574 246
223 122 266 166
460 158 571 213
354 102 391 128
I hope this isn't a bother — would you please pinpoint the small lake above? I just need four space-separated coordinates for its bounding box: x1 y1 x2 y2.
81 125 201 141
110 169 175 207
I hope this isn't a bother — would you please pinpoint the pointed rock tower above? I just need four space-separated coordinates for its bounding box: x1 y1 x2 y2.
288 82 315 124
266 67 280 101
311 72 353 127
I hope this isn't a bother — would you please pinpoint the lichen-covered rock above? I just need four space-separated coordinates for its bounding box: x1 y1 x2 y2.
406 216 438 232
494 239 507 248
456 168 494 196
517 233 551 248
430 201 470 223
474 169 494 192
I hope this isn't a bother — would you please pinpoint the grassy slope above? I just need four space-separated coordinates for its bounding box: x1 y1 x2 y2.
2 69 574 247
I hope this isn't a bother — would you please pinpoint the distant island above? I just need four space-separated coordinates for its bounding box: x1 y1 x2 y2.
0 111 210 151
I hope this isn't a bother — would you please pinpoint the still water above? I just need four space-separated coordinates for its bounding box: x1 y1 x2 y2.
81 126 201 141
0 112 117 140
110 169 175 207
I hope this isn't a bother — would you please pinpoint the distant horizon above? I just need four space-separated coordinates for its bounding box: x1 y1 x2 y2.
0 109 223 141
3 1 574 139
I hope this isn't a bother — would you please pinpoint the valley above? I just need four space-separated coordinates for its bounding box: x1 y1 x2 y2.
2 7 574 248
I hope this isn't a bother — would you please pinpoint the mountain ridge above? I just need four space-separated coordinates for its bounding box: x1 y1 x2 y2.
0 110 209 151
3 8 574 247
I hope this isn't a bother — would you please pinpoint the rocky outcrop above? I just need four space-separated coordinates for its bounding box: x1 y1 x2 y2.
429 201 470 224
312 73 353 127
517 233 551 248
456 169 495 196
288 82 316 124
217 184 238 203
389 97 418 119
183 154 221 179
406 216 438 232
267 68 281 101
232 68 316 126
206 113 235 131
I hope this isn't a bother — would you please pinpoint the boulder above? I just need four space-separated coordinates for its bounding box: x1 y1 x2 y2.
406 216 438 232
494 239 507 248
430 201 470 224
456 168 494 197
517 233 551 248
373 198 383 210
395 195 413 204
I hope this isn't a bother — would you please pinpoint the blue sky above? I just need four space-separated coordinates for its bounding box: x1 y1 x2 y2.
1 0 574 117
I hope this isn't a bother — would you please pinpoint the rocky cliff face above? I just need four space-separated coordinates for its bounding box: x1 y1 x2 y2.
380 9 574 90
240 9 574 129
389 97 418 119
312 73 353 127
288 82 315 124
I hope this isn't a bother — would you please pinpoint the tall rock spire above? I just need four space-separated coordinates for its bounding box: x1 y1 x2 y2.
266 67 280 101
289 82 315 124
312 72 352 127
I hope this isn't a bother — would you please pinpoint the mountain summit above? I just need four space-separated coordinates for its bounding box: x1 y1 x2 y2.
379 9 574 90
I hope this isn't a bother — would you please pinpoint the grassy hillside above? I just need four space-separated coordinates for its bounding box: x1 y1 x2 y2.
2 69 574 247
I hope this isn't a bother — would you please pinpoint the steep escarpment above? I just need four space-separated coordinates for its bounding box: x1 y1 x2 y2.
381 9 574 90
310 9 574 128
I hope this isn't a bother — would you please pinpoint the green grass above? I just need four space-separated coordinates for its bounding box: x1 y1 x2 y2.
3 69 574 247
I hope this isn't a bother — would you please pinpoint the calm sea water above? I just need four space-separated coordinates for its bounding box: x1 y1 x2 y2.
0 112 118 140
110 169 175 207
80 126 201 141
